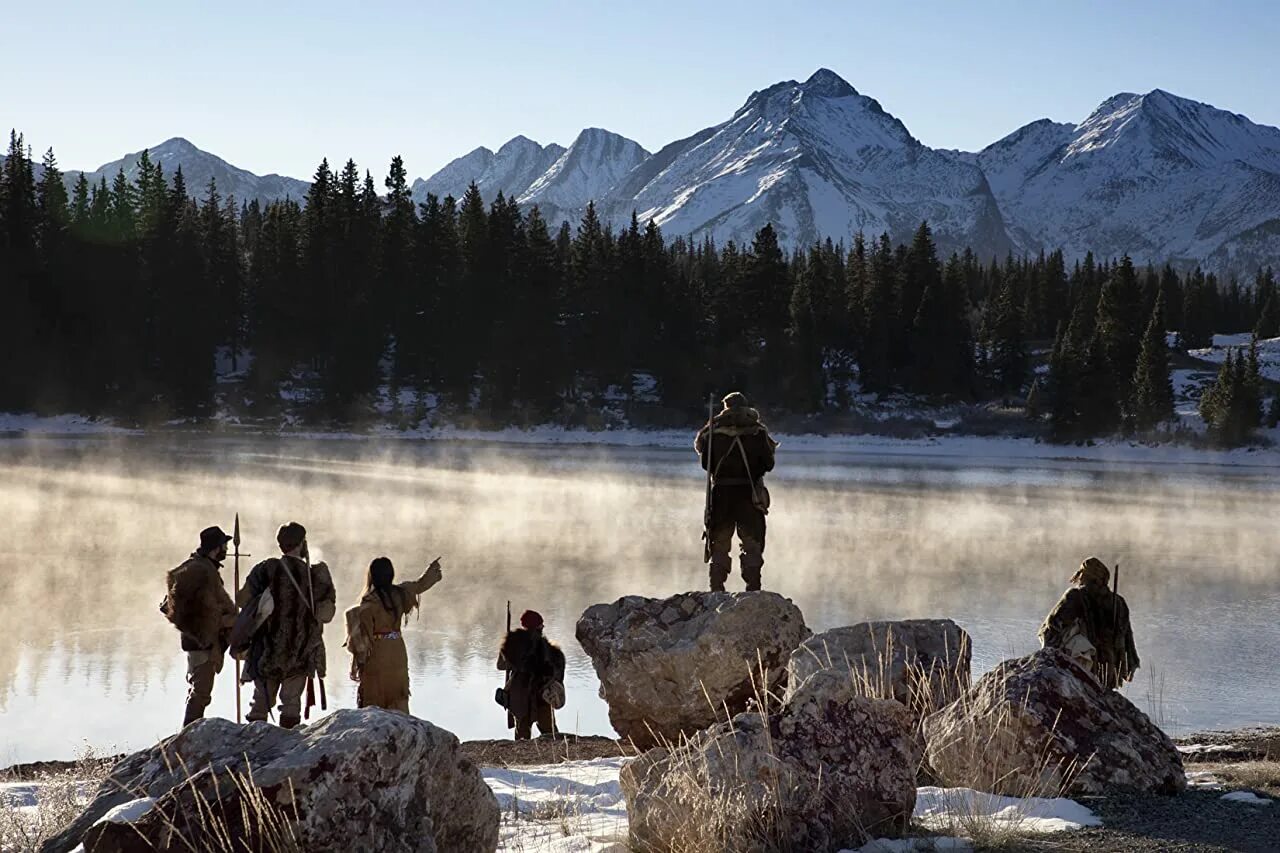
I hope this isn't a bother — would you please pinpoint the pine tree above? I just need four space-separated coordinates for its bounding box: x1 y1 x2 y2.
1129 293 1175 431
1254 296 1278 340
986 268 1028 397
787 253 825 412
1025 377 1043 420
1048 317 1086 439
1093 255 1145 417
858 233 894 392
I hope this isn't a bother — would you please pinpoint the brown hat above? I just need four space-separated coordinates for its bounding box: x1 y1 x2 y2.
199 526 232 552
1071 557 1110 586
520 610 544 630
277 522 307 551
721 391 749 410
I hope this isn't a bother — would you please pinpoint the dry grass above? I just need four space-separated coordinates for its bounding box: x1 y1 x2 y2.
0 745 112 853
105 753 304 853
908 662 1089 851
629 652 888 853
1205 760 1280 797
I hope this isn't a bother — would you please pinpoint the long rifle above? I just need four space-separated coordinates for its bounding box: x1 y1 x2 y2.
232 514 249 724
702 393 715 563
505 601 513 730
1112 560 1121 683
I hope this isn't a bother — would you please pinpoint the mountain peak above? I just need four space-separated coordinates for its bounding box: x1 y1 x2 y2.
156 136 199 151
496 135 542 154
803 68 857 98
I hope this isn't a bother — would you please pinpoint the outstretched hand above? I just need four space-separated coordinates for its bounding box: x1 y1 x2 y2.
425 558 443 586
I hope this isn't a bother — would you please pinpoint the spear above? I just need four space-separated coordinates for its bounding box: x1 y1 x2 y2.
233 513 249 724
702 393 715 564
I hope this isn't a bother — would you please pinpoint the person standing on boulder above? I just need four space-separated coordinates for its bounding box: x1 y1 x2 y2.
343 556 444 713
238 522 337 728
1038 557 1140 690
497 610 566 740
163 526 238 727
695 392 778 592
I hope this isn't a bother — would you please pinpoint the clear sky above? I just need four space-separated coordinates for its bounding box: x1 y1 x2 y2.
4 0 1279 182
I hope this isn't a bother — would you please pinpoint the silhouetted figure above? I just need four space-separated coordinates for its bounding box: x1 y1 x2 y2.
163 526 237 727
1039 557 1140 689
237 522 336 728
695 392 778 591
344 556 443 713
498 610 566 740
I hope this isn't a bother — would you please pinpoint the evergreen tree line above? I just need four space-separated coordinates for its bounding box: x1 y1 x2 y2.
2 132 1277 435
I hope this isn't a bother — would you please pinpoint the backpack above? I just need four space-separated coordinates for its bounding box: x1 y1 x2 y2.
228 579 275 660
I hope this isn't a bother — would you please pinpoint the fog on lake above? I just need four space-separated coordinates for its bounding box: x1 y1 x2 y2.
1 435 1277 764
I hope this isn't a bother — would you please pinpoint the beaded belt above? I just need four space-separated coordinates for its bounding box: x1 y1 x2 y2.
373 631 402 640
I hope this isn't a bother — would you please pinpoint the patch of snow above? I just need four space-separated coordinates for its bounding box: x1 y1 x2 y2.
92 796 156 825
0 781 40 810
480 760 1100 850
484 757 629 852
1189 335 1280 382
0 414 136 436
1221 790 1273 806
1186 770 1226 790
913 786 1102 834
846 839 972 853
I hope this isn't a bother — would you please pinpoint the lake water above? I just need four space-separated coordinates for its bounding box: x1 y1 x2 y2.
1 435 1277 765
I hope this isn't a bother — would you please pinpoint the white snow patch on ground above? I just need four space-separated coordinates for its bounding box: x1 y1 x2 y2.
0 414 136 435
912 786 1102 834
0 781 40 813
1190 335 1280 382
480 761 1099 850
1221 791 1274 806
848 838 973 853
484 758 629 852
1185 770 1227 789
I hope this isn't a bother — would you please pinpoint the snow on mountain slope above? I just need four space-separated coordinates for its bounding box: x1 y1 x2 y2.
68 137 310 204
604 69 1011 256
517 127 649 221
410 135 565 206
978 91 1280 272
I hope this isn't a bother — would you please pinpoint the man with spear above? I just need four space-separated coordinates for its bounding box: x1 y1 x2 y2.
161 525 239 727
237 522 337 729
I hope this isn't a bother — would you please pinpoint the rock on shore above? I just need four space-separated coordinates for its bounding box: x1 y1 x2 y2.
42 709 498 853
576 591 810 748
621 686 920 851
786 618 971 718
923 648 1186 797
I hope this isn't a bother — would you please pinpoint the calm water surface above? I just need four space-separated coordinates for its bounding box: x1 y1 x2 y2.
0 435 1277 764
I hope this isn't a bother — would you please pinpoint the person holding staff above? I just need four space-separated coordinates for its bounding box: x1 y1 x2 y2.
344 556 444 713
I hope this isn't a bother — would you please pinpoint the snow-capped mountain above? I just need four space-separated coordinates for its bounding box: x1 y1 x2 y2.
518 128 649 222
69 137 310 204
602 69 1012 257
978 90 1280 273
412 128 648 223
410 135 565 206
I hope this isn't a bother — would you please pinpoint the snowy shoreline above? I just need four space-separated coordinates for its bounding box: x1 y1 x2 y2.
4 413 1280 471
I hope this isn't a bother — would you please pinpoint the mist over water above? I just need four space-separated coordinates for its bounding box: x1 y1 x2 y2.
1 435 1277 764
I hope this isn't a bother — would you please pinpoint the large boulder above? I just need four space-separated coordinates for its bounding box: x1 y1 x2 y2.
786 619 971 718
621 683 920 852
923 648 1185 797
576 591 810 748
42 709 499 853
